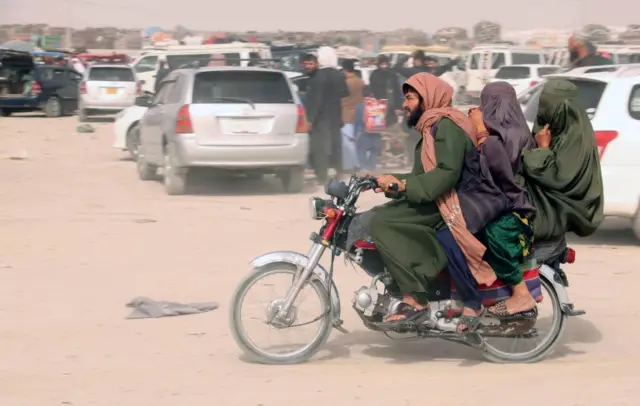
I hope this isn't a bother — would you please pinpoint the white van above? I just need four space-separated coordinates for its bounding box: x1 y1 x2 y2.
465 45 546 99
132 42 272 93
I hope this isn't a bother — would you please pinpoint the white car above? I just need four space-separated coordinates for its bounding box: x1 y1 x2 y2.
518 64 640 238
79 64 139 122
491 64 561 94
113 105 147 159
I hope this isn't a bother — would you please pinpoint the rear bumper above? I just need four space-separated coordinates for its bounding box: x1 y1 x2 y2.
81 99 134 111
174 133 309 169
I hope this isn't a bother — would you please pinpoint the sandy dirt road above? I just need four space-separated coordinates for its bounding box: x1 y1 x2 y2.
0 114 638 406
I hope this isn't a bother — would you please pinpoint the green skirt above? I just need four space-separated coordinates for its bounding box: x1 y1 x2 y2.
476 212 533 286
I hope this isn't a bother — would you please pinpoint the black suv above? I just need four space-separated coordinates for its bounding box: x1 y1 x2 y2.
0 49 81 117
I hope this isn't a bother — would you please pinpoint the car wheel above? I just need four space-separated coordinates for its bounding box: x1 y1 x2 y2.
163 143 187 195
136 145 157 181
44 97 62 118
0 108 12 117
126 123 140 160
280 167 305 193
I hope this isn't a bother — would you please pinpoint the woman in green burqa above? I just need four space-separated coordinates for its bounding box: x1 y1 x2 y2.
523 79 604 241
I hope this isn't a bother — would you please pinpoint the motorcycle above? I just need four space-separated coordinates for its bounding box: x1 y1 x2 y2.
229 175 585 364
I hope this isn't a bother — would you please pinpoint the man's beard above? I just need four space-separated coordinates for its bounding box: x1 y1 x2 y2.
406 105 425 128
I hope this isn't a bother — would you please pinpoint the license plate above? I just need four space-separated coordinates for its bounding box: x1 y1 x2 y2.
231 121 258 134
106 87 117 94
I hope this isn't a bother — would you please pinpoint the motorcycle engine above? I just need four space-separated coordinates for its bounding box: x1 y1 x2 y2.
352 286 402 317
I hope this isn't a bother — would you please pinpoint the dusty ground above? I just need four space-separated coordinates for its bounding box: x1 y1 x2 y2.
0 113 638 406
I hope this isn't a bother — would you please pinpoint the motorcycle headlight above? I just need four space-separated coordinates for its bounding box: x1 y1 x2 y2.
309 197 333 220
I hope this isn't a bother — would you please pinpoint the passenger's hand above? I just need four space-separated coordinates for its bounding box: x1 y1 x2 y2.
375 175 406 193
468 108 484 130
535 124 551 148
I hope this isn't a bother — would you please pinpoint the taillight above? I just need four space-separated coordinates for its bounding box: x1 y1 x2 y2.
562 248 576 264
175 105 193 134
529 80 538 87
80 81 87 95
30 81 41 95
296 105 308 133
594 131 618 158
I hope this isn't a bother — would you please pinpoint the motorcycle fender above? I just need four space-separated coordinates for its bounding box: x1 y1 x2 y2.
250 251 341 321
538 264 571 305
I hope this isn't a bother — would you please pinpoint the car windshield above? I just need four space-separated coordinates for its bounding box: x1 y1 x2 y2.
192 71 294 104
511 53 542 65
88 67 135 81
522 78 608 122
495 66 531 79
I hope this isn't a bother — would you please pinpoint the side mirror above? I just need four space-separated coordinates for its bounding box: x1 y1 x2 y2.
135 96 152 107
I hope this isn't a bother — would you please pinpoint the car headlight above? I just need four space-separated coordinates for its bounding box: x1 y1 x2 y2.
309 197 333 220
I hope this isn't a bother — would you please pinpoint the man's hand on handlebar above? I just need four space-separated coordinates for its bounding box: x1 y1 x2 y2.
374 175 406 193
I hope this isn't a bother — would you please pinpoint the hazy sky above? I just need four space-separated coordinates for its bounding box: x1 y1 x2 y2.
1 0 638 32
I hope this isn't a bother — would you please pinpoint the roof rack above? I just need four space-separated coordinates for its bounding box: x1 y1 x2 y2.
143 42 269 51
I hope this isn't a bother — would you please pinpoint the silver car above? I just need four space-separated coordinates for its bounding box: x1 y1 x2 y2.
134 67 309 195
79 64 139 121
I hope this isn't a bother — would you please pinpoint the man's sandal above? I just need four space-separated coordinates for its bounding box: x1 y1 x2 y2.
487 301 538 321
456 308 486 335
375 303 430 328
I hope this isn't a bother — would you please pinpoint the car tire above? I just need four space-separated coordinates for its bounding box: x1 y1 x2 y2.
44 97 62 118
0 108 12 117
280 167 305 193
136 145 157 181
126 123 140 160
163 143 187 195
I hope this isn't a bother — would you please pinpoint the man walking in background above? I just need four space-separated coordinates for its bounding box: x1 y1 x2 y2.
302 48 348 183
568 34 613 69
340 59 365 173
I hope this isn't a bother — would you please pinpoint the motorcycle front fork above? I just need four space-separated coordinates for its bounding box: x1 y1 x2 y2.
276 242 327 319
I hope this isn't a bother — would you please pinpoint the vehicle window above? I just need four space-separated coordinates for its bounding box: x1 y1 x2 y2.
192 71 294 104
491 52 506 69
511 53 542 65
520 84 544 122
135 56 158 73
469 53 480 69
224 53 242 66
629 53 640 63
88 67 135 81
537 67 560 77
494 66 531 79
166 53 212 69
37 68 54 81
628 85 640 120
568 79 608 112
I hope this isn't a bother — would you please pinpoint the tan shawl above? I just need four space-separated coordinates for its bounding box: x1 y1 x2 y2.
404 73 496 285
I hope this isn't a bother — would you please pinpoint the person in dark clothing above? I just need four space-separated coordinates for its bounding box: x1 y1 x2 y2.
154 56 171 94
394 50 460 80
302 48 348 183
568 34 613 68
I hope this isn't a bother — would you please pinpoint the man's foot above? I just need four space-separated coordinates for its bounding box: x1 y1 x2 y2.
456 307 485 334
487 296 537 320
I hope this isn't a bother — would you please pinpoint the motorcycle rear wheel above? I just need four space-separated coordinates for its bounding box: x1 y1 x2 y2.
482 276 566 363
229 263 333 364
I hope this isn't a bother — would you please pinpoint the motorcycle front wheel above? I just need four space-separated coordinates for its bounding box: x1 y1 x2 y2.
229 263 333 364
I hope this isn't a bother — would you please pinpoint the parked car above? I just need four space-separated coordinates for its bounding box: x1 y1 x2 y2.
113 104 148 159
0 49 81 117
517 64 640 238
134 67 309 195
78 64 140 122
491 64 561 94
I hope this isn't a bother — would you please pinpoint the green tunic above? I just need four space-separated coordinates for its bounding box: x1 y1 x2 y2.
523 79 604 240
370 118 474 301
